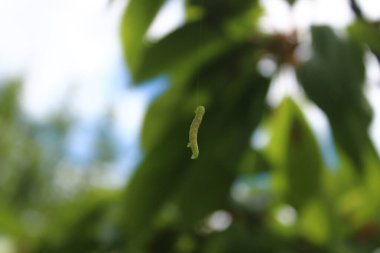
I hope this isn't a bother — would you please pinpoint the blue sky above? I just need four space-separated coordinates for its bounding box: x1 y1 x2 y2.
0 0 379 186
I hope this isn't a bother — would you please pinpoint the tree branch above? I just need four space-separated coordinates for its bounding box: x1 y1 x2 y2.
349 0 364 20
349 0 380 63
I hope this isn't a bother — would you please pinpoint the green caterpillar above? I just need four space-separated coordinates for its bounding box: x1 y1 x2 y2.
187 105 205 159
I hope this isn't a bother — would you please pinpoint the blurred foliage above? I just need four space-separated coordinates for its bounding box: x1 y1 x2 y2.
297 26 375 170
0 81 121 252
2 0 380 253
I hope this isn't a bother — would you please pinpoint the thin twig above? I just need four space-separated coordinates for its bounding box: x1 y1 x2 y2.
349 0 364 20
349 0 380 63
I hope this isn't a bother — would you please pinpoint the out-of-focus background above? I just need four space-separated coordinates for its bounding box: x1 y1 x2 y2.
0 0 380 252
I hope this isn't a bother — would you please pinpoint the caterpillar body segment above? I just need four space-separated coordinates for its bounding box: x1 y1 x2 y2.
187 106 205 159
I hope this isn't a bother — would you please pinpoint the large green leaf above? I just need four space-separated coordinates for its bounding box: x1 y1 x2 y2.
0 203 23 236
120 0 166 76
296 26 377 171
123 0 262 84
132 22 233 83
173 65 269 226
141 83 187 153
300 198 332 245
187 0 257 25
200 223 334 253
268 98 323 208
348 20 380 56
200 226 260 253
33 192 119 253
122 44 270 250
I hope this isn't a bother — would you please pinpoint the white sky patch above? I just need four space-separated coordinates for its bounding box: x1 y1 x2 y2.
112 79 168 141
0 0 52 77
260 0 354 33
266 66 306 107
292 0 314 32
0 236 16 253
276 204 297 226
259 0 295 33
113 88 149 142
302 103 339 168
257 56 277 77
366 53 380 85
146 0 185 41
301 0 354 28
356 0 380 20
206 210 232 232
302 104 330 143
365 54 380 155
110 81 168 185
0 0 127 120
251 127 270 150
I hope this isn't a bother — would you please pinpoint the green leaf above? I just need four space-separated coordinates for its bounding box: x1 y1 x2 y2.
122 45 270 249
348 20 380 55
169 45 270 227
300 199 332 245
296 26 377 171
238 148 273 174
122 121 191 236
200 226 258 253
132 22 233 83
120 0 166 76
200 224 302 253
0 203 23 236
34 193 118 253
187 0 257 25
0 81 21 121
141 84 185 153
174 71 269 227
268 98 323 208
124 1 264 83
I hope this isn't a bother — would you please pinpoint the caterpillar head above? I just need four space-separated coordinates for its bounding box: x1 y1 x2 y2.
194 106 205 114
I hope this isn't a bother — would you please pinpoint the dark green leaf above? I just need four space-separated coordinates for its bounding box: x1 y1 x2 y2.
296 26 378 171
200 226 258 253
348 20 380 55
187 0 257 26
174 72 269 227
268 98 323 208
133 22 233 83
122 45 270 249
120 0 166 76
300 199 332 245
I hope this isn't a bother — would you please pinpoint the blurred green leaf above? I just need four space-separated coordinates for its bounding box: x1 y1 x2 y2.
122 44 270 250
175 83 269 228
187 0 257 26
337 186 376 228
238 148 273 174
0 80 21 121
0 203 24 236
296 26 377 171
348 20 380 55
132 22 233 83
268 98 322 208
120 0 166 77
141 83 186 153
300 199 331 245
200 226 258 253
33 192 119 253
